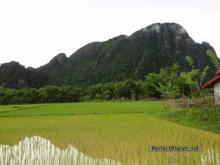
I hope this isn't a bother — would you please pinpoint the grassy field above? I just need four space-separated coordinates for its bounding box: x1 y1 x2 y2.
0 101 219 164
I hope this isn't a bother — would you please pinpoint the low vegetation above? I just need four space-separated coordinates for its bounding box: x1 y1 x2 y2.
164 98 220 134
0 101 219 164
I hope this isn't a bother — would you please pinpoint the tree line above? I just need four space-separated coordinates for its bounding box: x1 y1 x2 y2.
0 50 218 105
0 80 145 104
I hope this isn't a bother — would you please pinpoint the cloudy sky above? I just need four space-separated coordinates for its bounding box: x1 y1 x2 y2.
0 0 219 68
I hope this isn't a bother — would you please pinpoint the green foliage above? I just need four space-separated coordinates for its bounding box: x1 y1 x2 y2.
88 79 145 101
186 56 193 67
144 56 211 98
207 49 220 72
0 86 81 104
157 82 180 99
144 64 184 98
166 102 220 134
144 73 162 97
0 56 213 104
0 80 147 104
180 56 209 97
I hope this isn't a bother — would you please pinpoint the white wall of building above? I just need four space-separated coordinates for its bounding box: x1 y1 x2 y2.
214 81 220 104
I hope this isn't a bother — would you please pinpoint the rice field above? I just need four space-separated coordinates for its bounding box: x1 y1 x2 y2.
0 101 219 165
0 136 122 165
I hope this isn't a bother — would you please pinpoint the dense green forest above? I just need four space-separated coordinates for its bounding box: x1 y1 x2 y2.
0 55 216 105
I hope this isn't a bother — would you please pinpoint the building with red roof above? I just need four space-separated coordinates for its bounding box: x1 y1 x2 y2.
202 71 220 104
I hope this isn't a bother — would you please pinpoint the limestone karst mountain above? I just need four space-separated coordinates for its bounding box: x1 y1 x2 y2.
0 23 218 88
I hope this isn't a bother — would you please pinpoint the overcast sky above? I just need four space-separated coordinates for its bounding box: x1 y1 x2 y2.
0 0 219 68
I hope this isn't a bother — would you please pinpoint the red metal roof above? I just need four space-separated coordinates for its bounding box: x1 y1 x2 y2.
202 71 220 88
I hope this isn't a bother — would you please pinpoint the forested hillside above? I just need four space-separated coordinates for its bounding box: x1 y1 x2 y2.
0 23 218 88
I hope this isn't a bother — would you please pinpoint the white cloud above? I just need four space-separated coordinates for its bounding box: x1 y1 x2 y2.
179 27 187 35
151 24 161 33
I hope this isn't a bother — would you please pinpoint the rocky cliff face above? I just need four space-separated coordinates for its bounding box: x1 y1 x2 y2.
0 22 218 88
39 23 217 86
0 62 48 88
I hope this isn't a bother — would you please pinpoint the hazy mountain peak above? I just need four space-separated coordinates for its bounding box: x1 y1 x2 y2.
50 53 68 65
37 22 216 86
1 61 24 68
0 61 48 88
0 22 217 88
141 23 188 35
142 23 161 33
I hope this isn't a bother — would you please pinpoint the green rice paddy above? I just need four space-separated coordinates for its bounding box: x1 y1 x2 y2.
0 101 219 164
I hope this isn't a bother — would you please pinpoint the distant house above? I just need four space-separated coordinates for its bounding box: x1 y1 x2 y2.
202 71 220 105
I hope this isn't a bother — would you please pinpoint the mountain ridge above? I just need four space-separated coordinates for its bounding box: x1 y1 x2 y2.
0 22 218 88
